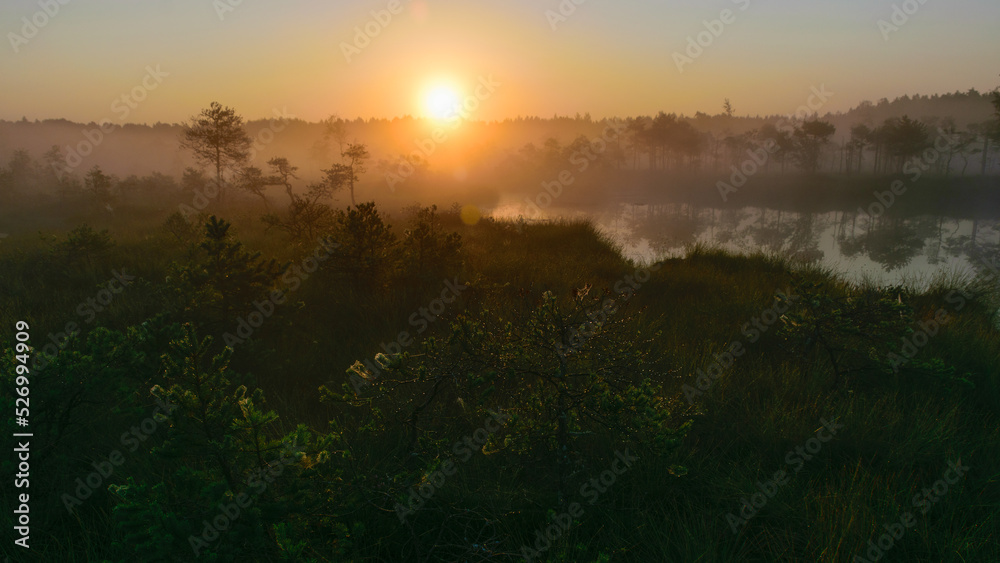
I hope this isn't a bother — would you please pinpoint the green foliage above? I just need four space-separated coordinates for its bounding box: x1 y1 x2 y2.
108 474 215 563
326 201 399 287
169 216 285 328
152 324 270 488
346 286 690 506
2 199 999 562
904 357 975 389
778 273 915 386
108 323 355 561
401 204 463 283
162 211 200 245
2 327 138 473
53 224 115 268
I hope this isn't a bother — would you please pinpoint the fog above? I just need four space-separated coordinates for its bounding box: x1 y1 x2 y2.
2 88 996 201
2 90 998 286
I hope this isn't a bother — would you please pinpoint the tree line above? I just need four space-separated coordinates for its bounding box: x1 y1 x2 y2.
499 94 1000 178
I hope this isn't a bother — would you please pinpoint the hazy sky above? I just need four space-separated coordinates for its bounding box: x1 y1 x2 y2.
2 0 998 123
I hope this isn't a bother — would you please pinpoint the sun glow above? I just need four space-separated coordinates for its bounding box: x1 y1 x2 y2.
424 85 461 119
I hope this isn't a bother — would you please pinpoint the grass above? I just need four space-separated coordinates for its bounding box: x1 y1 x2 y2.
0 196 998 562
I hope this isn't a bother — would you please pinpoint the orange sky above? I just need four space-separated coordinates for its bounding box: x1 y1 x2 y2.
2 0 998 123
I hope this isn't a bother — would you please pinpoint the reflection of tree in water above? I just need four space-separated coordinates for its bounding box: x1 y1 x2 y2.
712 208 752 246
624 203 711 255
784 212 826 263
840 215 930 272
943 218 1000 279
607 202 998 282
836 211 866 259
978 222 1000 279
736 208 826 264
739 208 792 253
618 204 826 263
942 220 972 261
924 216 956 266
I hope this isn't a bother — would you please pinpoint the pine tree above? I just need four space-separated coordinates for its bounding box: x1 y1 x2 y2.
170 216 285 330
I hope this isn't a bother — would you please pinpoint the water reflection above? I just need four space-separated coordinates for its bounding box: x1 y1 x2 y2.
596 204 1000 288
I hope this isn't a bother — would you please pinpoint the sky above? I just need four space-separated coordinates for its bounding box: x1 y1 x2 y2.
1 0 998 124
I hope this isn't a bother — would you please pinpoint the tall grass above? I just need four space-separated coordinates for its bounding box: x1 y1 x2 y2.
1 198 997 562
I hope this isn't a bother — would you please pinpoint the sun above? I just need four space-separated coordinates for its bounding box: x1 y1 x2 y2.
425 85 461 120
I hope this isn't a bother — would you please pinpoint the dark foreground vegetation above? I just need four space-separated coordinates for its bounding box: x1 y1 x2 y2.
1 193 998 562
